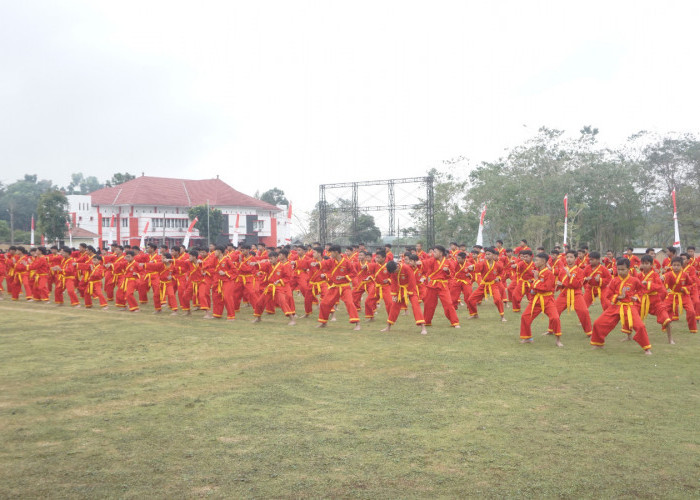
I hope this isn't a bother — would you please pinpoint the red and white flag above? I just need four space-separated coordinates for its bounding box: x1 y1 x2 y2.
183 217 199 248
476 205 486 247
672 189 681 251
31 215 35 245
139 221 150 248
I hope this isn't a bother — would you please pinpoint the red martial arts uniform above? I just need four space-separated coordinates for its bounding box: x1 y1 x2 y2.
422 256 460 327
467 259 505 317
663 268 698 333
520 267 562 340
590 275 652 350
318 255 359 324
387 263 425 326
554 264 592 336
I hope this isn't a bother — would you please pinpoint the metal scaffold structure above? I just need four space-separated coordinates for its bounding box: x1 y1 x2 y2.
318 176 435 247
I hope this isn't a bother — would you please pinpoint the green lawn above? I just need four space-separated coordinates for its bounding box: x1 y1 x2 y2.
1 297 699 498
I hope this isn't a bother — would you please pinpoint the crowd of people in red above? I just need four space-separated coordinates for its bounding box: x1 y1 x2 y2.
1 239 698 355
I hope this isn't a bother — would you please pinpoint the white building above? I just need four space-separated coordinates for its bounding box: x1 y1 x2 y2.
67 176 292 248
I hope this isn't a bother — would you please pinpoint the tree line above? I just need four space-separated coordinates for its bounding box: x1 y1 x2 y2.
0 173 135 244
402 127 699 252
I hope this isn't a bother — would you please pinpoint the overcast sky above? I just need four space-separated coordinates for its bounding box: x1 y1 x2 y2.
2 1 699 228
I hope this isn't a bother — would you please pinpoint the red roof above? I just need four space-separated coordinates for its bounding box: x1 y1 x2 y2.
89 176 279 211
70 227 100 238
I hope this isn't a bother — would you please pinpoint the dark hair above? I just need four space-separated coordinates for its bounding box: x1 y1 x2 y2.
687 246 695 251
93 255 103 262
312 246 323 254
385 243 392 249
215 245 225 253
645 248 654 254
640 255 654 264
386 260 398 273
375 249 387 258
565 249 576 256
434 245 446 255
589 251 601 260
671 257 683 265
519 249 533 256
616 257 630 268
520 239 528 245
484 247 497 255
626 247 634 252
535 252 549 261
496 239 503 245
408 254 419 262
457 252 467 258
328 245 341 253
268 251 279 258
125 250 135 257
279 249 289 257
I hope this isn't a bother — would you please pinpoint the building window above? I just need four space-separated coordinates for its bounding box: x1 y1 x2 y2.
122 218 128 228
253 220 265 232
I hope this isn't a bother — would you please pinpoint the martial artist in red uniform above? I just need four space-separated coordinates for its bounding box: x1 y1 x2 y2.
381 259 427 335
635 255 673 343
519 253 563 346
421 245 460 328
582 252 612 309
663 257 697 333
316 245 360 329
466 247 506 322
590 258 652 354
553 250 592 337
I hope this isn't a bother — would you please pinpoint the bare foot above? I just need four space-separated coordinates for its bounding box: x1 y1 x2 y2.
380 326 390 332
227 318 236 322
454 324 461 329
500 316 507 322
170 311 178 316
555 337 564 348
419 326 428 335
101 306 109 311
520 338 533 344
666 323 674 344
316 322 327 328
541 331 553 336
353 323 361 331
467 315 478 320
366 317 374 322
619 335 631 342
153 310 162 315
287 319 296 326
591 345 603 350
251 317 261 323
644 349 653 355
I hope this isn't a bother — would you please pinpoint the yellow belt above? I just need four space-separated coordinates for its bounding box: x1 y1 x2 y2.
481 280 495 298
566 288 576 312
670 292 684 317
530 291 553 314
618 302 635 328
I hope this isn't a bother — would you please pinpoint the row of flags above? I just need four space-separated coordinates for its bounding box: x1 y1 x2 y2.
475 190 683 251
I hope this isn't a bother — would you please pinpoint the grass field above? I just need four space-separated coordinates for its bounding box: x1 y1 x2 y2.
1 297 699 498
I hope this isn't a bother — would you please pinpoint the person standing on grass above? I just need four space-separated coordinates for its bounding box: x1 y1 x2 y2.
519 252 563 347
466 247 506 322
632 254 673 344
663 256 697 334
421 245 460 328
552 249 592 338
381 259 427 335
317 245 360 330
590 258 652 355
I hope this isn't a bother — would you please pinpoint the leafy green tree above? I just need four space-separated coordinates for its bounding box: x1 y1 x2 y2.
66 173 104 194
308 199 382 244
37 190 69 241
0 175 54 241
259 187 289 206
187 205 225 244
105 172 136 188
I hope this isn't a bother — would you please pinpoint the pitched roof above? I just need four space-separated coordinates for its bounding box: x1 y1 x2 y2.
70 227 100 238
89 176 279 211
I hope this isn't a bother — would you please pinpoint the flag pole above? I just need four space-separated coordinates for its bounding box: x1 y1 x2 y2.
563 194 568 249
